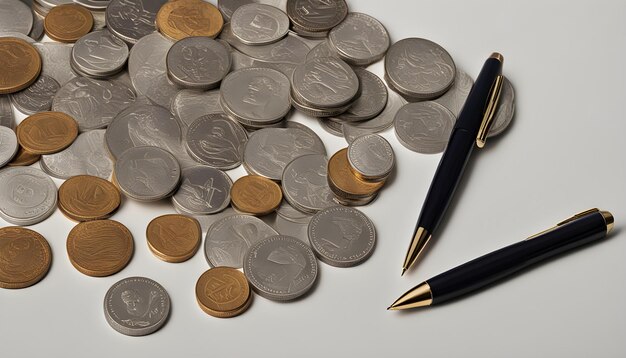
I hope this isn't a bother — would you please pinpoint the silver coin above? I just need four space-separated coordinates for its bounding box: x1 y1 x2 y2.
10 75 60 115
308 206 375 267
105 104 182 160
275 199 312 224
281 154 334 214
318 117 343 136
328 12 389 66
385 38 456 100
231 49 298 79
0 31 35 43
166 36 231 90
489 76 515 138
0 127 18 168
72 30 129 78
244 235 318 301
305 40 339 61
332 68 387 122
128 32 175 108
342 89 407 143
184 113 248 170
286 0 347 32
433 68 474 119
105 0 167 45
28 11 44 41
74 0 110 11
34 0 72 8
347 134 394 181
205 214 278 269
231 3 289 46
292 56 359 109
0 96 15 129
290 24 328 39
104 277 170 337
0 0 33 36
172 89 222 127
34 42 76 86
394 101 456 154
114 146 181 202
52 77 137 131
0 166 57 226
332 191 378 207
218 0 254 22
40 130 113 180
172 165 232 215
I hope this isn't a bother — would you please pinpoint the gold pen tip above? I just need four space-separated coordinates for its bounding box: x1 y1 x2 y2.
490 52 504 63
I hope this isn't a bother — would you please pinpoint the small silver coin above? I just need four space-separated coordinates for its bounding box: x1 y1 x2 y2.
0 127 18 168
72 30 129 78
10 75 60 115
286 0 347 33
172 89 223 127
328 12 389 66
104 277 170 337
184 113 248 170
40 130 113 180
305 40 339 61
394 101 456 154
292 56 359 109
128 32 175 107
433 68 474 119
0 96 15 129
114 146 181 202
244 235 318 301
332 68 387 122
28 11 45 41
204 214 278 269
281 154 335 214
172 165 232 215
308 206 375 267
166 36 231 90
0 166 57 226
0 0 33 36
74 0 111 11
34 42 76 86
218 0 254 22
231 3 290 46
489 76 515 138
105 0 167 45
342 89 407 143
347 134 394 181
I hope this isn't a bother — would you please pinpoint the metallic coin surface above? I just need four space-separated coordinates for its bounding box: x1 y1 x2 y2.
172 89 223 126
231 175 282 215
105 0 167 45
146 214 201 263
204 214 278 268
275 199 312 224
104 277 170 336
17 111 78 155
333 69 387 122
489 76 515 138
342 89 407 143
185 113 248 169
29 12 45 41
196 267 251 318
0 37 42 94
305 40 339 61
172 165 232 215
328 12 389 66
58 175 120 221
52 77 136 131
327 148 384 198
347 134 394 181
308 206 375 267
167 36 231 90
292 56 359 109
281 154 334 214
231 3 289 45
10 75 60 115
433 68 474 119
0 227 51 289
33 42 75 86
286 0 347 32
156 0 224 41
394 101 456 154
0 95 15 129
244 235 318 301
74 0 111 11
218 0 254 21
0 167 57 225
7 146 40 167
71 30 129 78
0 0 33 36
44 4 93 43
0 127 19 168
318 117 343 136
67 220 133 276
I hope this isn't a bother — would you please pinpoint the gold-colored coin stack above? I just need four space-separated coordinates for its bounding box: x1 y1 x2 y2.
146 214 202 263
195 267 253 318
327 148 387 206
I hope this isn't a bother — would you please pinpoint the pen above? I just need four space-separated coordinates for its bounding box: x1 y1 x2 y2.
402 52 505 275
389 208 614 310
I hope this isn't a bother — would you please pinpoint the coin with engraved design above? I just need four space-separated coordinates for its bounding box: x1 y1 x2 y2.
332 68 387 123
172 89 223 127
196 267 252 318
394 101 456 154
17 111 78 155
281 154 335 214
43 4 94 43
0 37 41 94
291 56 359 109
156 0 224 41
0 0 33 36
231 3 289 45
57 175 120 222
347 134 394 182
231 175 282 215
147 214 201 263
172 165 232 215
167 36 231 90
10 75 60 115
0 166 57 226
184 113 248 169
328 12 389 66
0 126 19 168
71 29 129 78
33 42 75 86
105 0 167 45
286 0 348 33
218 0 254 21
0 227 51 289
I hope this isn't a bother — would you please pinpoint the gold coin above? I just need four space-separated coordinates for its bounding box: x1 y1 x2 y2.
328 148 385 198
196 267 252 318
44 4 93 43
156 0 224 41
146 214 201 263
66 220 133 277
58 175 121 222
0 227 51 289
7 146 40 167
231 175 282 216
0 37 42 94
17 112 78 155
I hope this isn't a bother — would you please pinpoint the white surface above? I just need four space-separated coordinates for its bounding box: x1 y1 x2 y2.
2 1 626 357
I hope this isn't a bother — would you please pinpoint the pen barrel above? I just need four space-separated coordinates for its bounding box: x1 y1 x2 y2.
427 212 608 304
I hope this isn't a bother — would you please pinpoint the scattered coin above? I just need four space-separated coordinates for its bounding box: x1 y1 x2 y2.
146 214 201 263
156 0 224 41
0 166 57 225
347 134 394 182
489 76 515 138
184 113 248 169
17 111 78 155
33 42 75 86
231 3 289 45
327 148 384 200
167 36 231 90
105 0 167 45
44 4 93 43
0 227 51 289
0 0 34 36
0 37 42 94
328 12 390 66
0 95 15 129
10 75 60 115
58 175 121 222
306 40 339 61
275 199 312 224
172 89 223 127
281 154 335 214
196 267 252 318
7 146 40 167
332 68 387 122
286 0 348 33
231 175 282 216
342 89 407 143
0 127 19 168
394 101 456 154
172 165 233 215
218 0 254 22
71 29 129 78
433 68 474 119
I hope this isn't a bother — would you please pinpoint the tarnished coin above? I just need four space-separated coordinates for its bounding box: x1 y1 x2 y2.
231 3 289 45
10 75 60 115
33 42 75 86
308 206 375 267
67 220 133 276
231 175 282 215
156 0 224 41
433 68 474 119
0 95 15 129
489 76 515 138
328 12 389 66
286 0 347 33
172 165 232 215
0 227 51 289
342 89 407 143
7 146 40 167
184 113 248 169
0 0 33 36
385 38 456 100
58 175 120 222
167 36 231 90
44 4 93 43
105 0 167 45
244 235 318 301
394 101 456 154
0 37 42 94
332 69 387 122
17 111 78 155
172 89 223 126
196 267 252 318
281 154 335 214
347 134 394 182
218 0 254 22
104 277 170 336
204 214 278 268
292 56 359 109
71 29 129 78
114 146 181 202
0 167 57 226
0 127 19 168
146 214 201 263
327 148 384 199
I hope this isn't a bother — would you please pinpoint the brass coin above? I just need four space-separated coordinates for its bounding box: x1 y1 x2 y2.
58 175 121 222
156 0 224 41
231 175 282 216
44 4 94 43
66 220 134 277
195 267 252 318
0 227 52 289
0 37 42 94
17 112 78 155
146 214 201 263
328 148 385 198
7 146 40 167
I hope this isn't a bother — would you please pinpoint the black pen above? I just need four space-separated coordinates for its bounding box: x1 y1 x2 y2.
402 53 505 275
389 208 614 310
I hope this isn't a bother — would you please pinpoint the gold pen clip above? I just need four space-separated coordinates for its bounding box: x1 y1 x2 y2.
525 208 600 241
476 74 504 148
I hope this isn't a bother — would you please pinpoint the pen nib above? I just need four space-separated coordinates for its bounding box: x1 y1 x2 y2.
401 267 407 276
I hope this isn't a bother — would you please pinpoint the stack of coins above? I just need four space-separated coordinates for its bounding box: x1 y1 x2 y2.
286 0 348 38
196 267 252 318
71 29 129 79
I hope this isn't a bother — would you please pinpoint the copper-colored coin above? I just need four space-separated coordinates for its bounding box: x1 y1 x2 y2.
7 146 40 167
66 220 133 277
231 175 282 216
17 112 78 155
196 267 252 318
0 227 52 289
156 0 224 41
44 4 93 43
0 37 42 94
146 214 201 263
58 175 121 222
328 148 385 198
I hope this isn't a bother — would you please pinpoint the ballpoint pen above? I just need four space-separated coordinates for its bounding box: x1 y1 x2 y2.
402 52 505 275
389 208 614 310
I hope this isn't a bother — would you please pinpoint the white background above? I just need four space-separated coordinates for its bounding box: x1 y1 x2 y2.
1 0 626 357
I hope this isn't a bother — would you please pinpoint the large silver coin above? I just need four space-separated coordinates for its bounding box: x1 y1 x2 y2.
105 0 167 45
74 0 111 11
342 89 407 143
433 68 474 119
52 77 137 131
40 130 113 180
172 89 223 127
243 235 318 301
0 167 57 226
71 30 129 78
184 113 248 170
218 0 254 22
128 32 175 108
489 76 515 138
385 38 456 100
10 75 60 115
286 0 347 32
231 3 289 46
0 0 33 36
172 165 232 215
166 37 231 90
0 96 14 129
281 154 334 214
308 206 375 267
0 127 18 168
204 214 278 269
34 42 75 86
305 40 339 61
332 68 387 122
328 12 389 66
292 56 359 109
104 277 170 337
394 101 456 154
347 133 394 181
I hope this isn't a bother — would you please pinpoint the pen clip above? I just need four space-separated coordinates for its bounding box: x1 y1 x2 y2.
525 208 599 241
476 74 504 148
